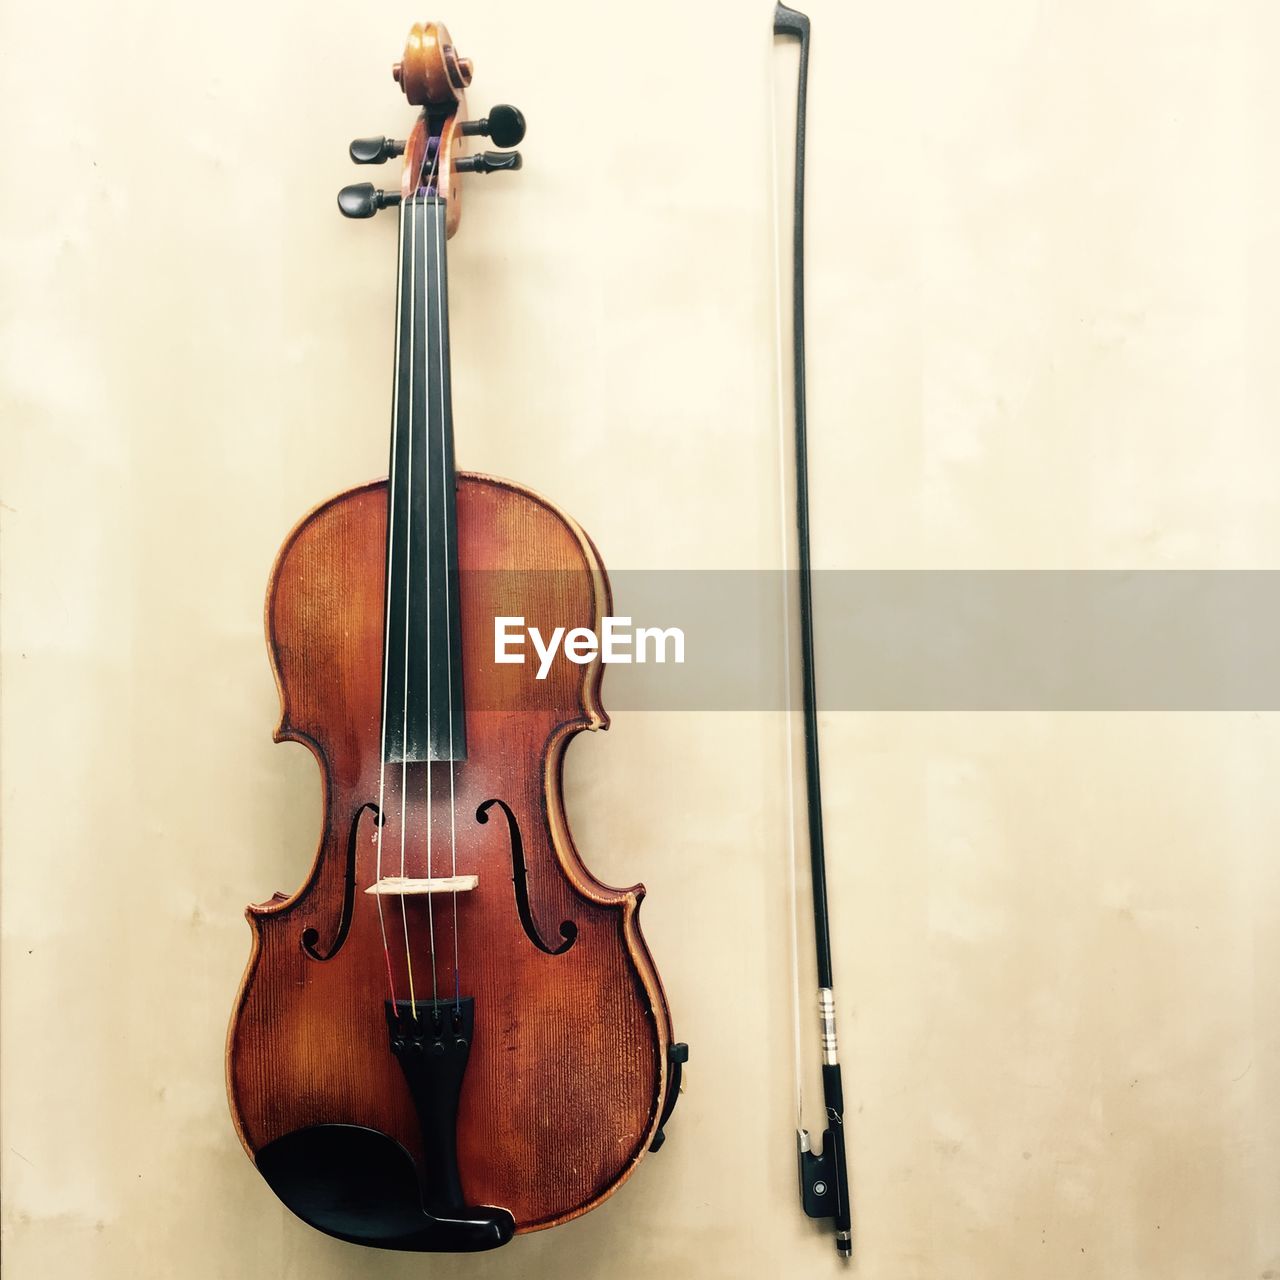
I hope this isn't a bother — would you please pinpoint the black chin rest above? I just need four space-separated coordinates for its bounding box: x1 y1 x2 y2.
256 1124 515 1252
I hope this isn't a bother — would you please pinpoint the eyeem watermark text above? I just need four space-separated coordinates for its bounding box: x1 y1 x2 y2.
494 616 685 680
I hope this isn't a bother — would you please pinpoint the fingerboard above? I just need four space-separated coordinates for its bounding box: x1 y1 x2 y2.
382 195 467 763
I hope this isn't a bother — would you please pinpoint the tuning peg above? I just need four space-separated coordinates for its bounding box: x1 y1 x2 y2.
337 183 402 218
349 136 406 165
459 104 526 149
454 150 523 176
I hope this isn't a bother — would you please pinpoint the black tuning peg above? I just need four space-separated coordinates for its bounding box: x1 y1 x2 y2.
349 136 406 165
459 104 526 149
337 183 402 218
454 150 523 175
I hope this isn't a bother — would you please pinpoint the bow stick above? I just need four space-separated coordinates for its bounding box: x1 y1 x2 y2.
773 3 852 1259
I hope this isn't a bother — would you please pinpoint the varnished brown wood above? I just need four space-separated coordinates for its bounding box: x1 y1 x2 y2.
394 20 472 108
226 473 674 1232
393 17 470 238
401 114 465 238
228 20 675 1240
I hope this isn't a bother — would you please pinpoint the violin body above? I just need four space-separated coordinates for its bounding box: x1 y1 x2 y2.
228 475 672 1235
225 20 681 1250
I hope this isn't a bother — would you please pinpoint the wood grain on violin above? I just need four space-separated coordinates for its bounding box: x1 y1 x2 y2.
225 20 683 1252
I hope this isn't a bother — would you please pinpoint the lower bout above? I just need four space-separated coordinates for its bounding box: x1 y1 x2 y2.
227 963 666 1234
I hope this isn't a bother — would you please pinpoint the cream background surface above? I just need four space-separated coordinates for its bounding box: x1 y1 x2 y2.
3 1 1279 1277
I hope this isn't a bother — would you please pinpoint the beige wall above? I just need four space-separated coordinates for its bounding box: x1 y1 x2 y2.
3 1 1279 1277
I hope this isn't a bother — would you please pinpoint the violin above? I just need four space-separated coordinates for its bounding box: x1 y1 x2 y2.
226 20 684 1251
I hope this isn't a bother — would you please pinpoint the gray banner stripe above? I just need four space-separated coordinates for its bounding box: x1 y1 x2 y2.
460 571 1280 711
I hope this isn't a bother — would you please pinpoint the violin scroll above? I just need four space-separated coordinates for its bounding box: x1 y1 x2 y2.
337 19 524 238
393 20 472 107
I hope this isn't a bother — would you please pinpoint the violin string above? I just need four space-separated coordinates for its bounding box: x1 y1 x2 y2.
431 192 463 1011
769 42 807 1130
416 130 434 192
418 185 440 1007
422 142 447 1009
399 192 420 1018
373 202 408 1008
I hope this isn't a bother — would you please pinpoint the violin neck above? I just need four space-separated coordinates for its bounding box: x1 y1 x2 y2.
382 195 468 764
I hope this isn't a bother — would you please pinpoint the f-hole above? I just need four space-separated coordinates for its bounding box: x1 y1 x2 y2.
302 801 380 961
476 798 577 956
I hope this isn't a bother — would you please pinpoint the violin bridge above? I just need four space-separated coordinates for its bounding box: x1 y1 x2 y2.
364 875 479 896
